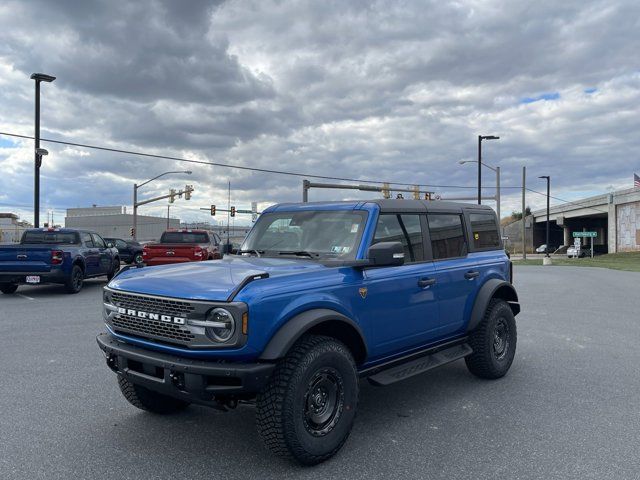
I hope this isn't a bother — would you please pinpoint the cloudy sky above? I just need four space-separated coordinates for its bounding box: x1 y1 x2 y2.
1 0 638 226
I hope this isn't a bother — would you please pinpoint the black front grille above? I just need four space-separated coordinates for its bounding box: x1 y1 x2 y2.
112 314 195 343
110 291 195 317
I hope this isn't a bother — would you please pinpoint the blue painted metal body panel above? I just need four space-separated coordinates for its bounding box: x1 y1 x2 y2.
106 202 511 368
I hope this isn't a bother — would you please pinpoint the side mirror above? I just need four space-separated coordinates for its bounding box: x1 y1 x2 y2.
367 242 405 266
106 242 114 248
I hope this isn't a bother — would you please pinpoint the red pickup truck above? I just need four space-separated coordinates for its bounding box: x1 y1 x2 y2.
142 230 222 266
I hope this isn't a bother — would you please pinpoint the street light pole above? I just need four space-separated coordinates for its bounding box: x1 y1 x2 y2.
132 170 192 241
539 175 551 257
30 73 56 228
459 159 500 221
477 135 500 204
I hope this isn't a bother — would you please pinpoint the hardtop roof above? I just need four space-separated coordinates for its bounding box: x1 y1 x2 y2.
267 199 495 214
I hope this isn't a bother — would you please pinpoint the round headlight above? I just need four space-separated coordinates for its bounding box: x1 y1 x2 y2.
205 308 236 342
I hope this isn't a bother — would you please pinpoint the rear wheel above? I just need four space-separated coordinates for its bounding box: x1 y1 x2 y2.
0 283 18 294
465 299 517 379
118 376 190 414
133 253 144 265
256 335 359 465
64 265 84 294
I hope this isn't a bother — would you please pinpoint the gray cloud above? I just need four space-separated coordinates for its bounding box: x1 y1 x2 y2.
1 0 639 225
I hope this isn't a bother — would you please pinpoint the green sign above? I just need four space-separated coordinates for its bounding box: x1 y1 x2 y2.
573 231 597 238
235 209 253 214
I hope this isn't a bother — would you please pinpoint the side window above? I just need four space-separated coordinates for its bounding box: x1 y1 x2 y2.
115 240 128 248
92 234 106 249
469 213 501 249
373 214 424 262
427 214 467 260
82 233 94 247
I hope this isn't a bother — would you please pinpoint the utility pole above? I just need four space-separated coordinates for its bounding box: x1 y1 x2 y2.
522 166 527 260
166 204 170 229
477 135 500 204
539 175 551 262
227 181 231 250
31 73 56 227
496 166 501 227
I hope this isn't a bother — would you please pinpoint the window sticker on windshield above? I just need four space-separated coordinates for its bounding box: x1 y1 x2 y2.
350 224 359 233
331 246 351 254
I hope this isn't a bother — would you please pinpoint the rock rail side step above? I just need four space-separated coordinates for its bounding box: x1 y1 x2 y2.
368 343 473 386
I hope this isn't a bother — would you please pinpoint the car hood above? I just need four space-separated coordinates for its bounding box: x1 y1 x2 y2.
108 255 328 301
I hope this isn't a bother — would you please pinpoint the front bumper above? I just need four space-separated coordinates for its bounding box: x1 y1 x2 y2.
97 332 275 404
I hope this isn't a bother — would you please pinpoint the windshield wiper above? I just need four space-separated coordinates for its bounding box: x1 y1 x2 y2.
236 249 264 257
277 250 318 258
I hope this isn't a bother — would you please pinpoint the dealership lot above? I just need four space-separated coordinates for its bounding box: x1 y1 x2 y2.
1 266 639 480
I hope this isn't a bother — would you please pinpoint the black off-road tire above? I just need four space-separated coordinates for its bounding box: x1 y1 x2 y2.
0 283 19 294
117 376 190 414
107 258 120 281
465 299 517 379
256 335 359 465
64 265 84 294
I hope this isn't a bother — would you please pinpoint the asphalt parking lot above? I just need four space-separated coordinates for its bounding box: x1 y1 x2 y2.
1 266 639 480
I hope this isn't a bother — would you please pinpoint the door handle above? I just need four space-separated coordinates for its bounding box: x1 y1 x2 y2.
417 278 437 288
464 270 480 280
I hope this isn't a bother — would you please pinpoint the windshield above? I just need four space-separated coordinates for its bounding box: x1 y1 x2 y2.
241 210 367 259
160 232 210 244
21 231 79 245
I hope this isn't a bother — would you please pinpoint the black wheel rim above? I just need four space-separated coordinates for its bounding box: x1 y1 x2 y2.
493 318 509 360
73 269 82 290
303 368 344 437
135 254 143 264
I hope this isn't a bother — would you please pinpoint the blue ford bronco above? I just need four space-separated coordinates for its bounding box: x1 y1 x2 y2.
97 199 519 464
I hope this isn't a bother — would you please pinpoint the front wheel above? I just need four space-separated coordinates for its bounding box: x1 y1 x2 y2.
0 283 18 294
118 377 190 414
465 299 517 379
256 335 359 465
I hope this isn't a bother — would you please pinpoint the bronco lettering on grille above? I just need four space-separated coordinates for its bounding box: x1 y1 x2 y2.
117 307 186 325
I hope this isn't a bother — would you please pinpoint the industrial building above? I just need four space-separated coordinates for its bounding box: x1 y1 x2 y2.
505 186 640 253
65 206 179 242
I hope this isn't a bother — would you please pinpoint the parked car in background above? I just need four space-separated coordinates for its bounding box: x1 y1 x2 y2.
104 238 144 265
0 228 120 294
142 229 222 266
567 245 588 258
535 244 558 254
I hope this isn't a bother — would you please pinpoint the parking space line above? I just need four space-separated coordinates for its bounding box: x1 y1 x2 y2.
17 294 35 301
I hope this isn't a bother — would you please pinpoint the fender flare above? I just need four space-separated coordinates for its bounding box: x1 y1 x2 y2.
71 255 86 272
467 279 520 332
259 308 368 362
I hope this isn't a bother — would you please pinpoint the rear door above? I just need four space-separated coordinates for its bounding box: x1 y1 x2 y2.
363 213 441 358
82 232 99 275
426 213 482 336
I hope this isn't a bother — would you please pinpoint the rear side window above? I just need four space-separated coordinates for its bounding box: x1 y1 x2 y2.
373 214 424 262
427 214 467 259
160 232 210 243
21 231 79 244
82 233 93 247
469 213 501 249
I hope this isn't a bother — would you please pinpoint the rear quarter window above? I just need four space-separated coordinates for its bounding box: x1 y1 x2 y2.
469 213 501 250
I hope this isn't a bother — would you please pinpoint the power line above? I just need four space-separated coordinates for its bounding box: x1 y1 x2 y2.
0 130 483 189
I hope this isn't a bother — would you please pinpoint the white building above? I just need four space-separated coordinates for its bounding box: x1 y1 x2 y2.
0 213 32 243
65 206 179 242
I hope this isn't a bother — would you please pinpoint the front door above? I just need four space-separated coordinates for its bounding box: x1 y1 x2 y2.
363 213 440 359
91 233 112 275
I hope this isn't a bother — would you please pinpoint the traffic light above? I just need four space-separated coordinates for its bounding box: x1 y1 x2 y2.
412 185 420 200
382 182 391 199
210 204 216 216
169 188 176 203
230 206 236 217
184 185 193 200
130 227 135 237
